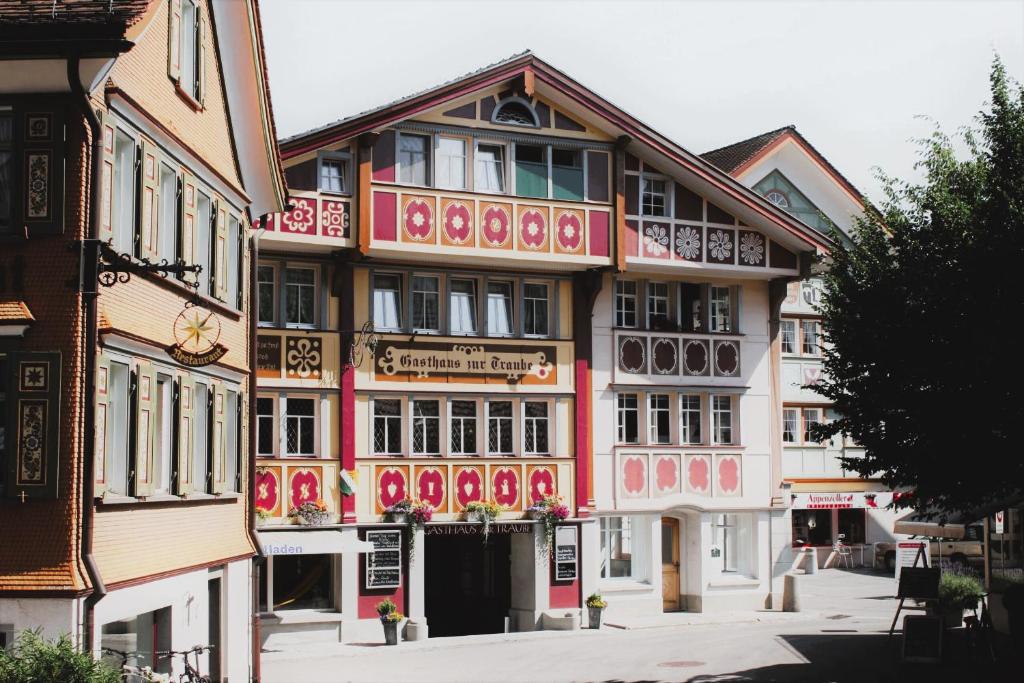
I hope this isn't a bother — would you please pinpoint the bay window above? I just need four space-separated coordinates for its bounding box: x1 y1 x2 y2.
373 399 402 455
616 393 639 444
680 394 702 445
412 275 440 332
436 137 466 190
487 281 514 336
475 143 505 192
712 395 734 445
648 394 671 444
284 397 315 457
399 134 430 185
411 399 441 455
449 278 478 334
523 402 549 455
487 400 514 455
615 280 638 328
450 400 477 455
523 282 549 336
373 273 402 331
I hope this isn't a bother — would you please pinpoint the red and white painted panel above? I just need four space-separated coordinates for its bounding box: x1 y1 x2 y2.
617 451 742 502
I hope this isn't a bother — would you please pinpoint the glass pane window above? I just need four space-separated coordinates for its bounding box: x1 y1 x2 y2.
838 509 866 545
373 274 402 330
399 134 430 185
615 280 637 328
285 267 316 326
641 177 667 216
195 191 212 296
780 320 797 354
436 137 467 190
227 216 240 307
487 281 514 335
680 394 702 445
712 514 741 572
411 400 440 455
487 400 514 455
180 0 199 98
257 265 275 324
782 408 799 444
449 278 477 334
803 408 823 444
320 157 347 194
271 555 333 611
647 282 670 327
373 399 402 455
616 394 639 444
551 148 583 201
801 320 820 356
648 394 671 444
600 517 633 579
257 397 275 456
524 402 549 455
475 143 505 192
106 361 131 495
412 275 440 332
712 395 733 445
792 509 832 546
158 164 177 261
285 398 315 456
0 109 12 233
193 382 209 489
113 129 136 253
514 144 547 199
523 283 549 336
450 400 477 455
710 286 731 333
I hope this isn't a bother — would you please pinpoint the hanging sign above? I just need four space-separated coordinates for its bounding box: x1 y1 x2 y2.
167 306 227 367
790 492 893 510
375 341 556 384
995 510 1005 534
365 530 402 590
553 525 578 581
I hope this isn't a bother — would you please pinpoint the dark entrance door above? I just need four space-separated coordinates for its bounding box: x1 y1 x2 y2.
425 530 511 637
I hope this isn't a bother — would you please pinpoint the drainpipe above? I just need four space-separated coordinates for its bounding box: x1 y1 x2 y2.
68 53 107 651
248 219 264 683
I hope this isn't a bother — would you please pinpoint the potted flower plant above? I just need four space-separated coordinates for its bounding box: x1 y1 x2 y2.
464 501 504 542
385 498 413 524
376 599 403 645
532 493 570 554
935 571 984 628
586 593 608 629
256 508 272 526
288 499 330 526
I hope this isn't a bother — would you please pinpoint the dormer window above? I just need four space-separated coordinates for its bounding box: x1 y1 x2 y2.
492 98 540 127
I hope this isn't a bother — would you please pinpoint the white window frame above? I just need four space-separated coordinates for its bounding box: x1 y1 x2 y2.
782 407 799 444
801 320 821 356
154 372 174 495
448 277 479 335
522 281 550 338
711 394 734 445
599 516 635 580
106 359 131 496
194 189 213 296
372 272 404 332
112 126 138 254
486 279 515 337
283 264 318 329
486 399 515 456
372 397 404 456
647 281 670 326
641 175 669 217
449 398 479 456
679 393 702 445
283 395 317 458
615 279 638 328
157 162 178 264
474 140 506 193
179 0 201 100
648 393 671 445
411 398 441 456
397 132 431 187
780 319 797 355
710 286 731 333
803 407 824 445
317 151 351 196
257 262 278 327
522 400 551 455
616 393 639 445
411 274 441 334
256 394 277 457
193 380 210 492
434 135 467 190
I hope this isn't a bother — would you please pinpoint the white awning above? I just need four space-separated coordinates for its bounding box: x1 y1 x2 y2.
257 530 375 556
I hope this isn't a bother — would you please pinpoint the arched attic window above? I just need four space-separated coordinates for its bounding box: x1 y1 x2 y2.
765 190 790 208
491 97 540 127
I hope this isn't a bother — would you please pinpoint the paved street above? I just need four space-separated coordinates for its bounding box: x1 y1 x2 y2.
261 569 1017 682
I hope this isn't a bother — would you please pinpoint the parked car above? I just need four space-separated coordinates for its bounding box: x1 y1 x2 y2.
876 523 985 572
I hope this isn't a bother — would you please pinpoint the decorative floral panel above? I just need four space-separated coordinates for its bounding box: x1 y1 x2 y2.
491 465 522 511
651 338 678 375
641 222 671 259
705 228 736 264
685 454 711 496
517 206 549 251
682 339 711 376
376 465 410 513
401 195 437 243
803 366 822 386
653 454 681 496
715 454 742 497
713 340 740 377
255 466 282 515
480 202 513 248
288 466 322 510
674 225 703 261
526 465 556 505
554 209 585 254
453 465 485 511
737 230 766 267
321 199 351 238
285 336 322 379
620 454 648 498
415 465 447 513
618 336 647 374
279 197 316 235
440 198 474 246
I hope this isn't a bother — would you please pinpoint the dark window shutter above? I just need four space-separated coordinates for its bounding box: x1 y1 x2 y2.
3 351 61 500
235 390 244 492
22 107 66 237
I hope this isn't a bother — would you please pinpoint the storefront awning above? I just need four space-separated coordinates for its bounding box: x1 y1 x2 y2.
257 530 375 555
791 492 893 510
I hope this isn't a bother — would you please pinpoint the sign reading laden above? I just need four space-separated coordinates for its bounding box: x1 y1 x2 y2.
375 342 556 384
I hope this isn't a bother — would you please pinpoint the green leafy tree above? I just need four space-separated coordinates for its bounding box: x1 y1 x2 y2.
813 58 1024 515
0 630 120 683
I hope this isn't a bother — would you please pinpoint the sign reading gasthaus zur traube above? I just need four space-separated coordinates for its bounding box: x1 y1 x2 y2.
365 530 402 589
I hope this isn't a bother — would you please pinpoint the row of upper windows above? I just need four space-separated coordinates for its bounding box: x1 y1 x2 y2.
257 261 326 329
372 271 557 338
616 392 738 447
781 319 821 356
615 279 740 334
107 117 244 308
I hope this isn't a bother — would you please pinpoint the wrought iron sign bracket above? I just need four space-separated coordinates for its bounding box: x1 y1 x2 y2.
77 239 202 298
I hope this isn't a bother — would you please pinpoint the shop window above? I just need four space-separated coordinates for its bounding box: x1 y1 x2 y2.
475 143 505 192
284 267 316 327
487 400 514 455
158 163 179 263
373 273 403 331
523 401 550 455
551 148 583 201
616 393 639 444
154 374 174 494
0 108 11 234
112 128 137 254
600 516 634 579
782 408 799 444
436 137 467 190
193 382 210 490
647 281 670 329
680 394 702 445
449 278 478 334
284 397 315 457
373 399 402 455
801 320 820 356
514 144 547 199
411 399 440 455
712 395 734 445
399 134 430 186
270 554 334 610
257 265 276 325
648 394 671 445
106 361 131 495
780 320 797 354
615 280 637 328
257 396 275 456
412 275 440 332
792 509 832 546
838 509 866 545
450 400 477 455
523 282 549 337
487 281 514 336
641 177 667 216
803 408 823 444
318 154 349 195
709 286 731 333
712 513 751 573
99 607 172 676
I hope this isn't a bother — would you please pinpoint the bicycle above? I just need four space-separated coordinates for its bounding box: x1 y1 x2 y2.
100 647 171 682
155 644 214 683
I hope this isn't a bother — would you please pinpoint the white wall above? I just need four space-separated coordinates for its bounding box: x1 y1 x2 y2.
0 597 80 644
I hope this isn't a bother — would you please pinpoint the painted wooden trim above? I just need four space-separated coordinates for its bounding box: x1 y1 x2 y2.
357 134 375 255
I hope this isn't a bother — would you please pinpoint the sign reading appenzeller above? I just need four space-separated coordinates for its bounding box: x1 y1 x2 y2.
375 342 556 384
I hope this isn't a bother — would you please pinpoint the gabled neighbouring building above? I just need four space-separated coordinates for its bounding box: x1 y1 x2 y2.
0 1 286 679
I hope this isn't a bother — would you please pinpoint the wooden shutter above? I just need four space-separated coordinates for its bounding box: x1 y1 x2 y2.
20 106 66 236
139 139 159 262
132 360 157 497
93 354 110 497
236 217 247 310
235 390 244 493
180 172 196 281
213 199 226 300
211 381 227 494
3 352 61 500
175 375 194 495
168 0 182 82
197 5 207 106
98 109 116 243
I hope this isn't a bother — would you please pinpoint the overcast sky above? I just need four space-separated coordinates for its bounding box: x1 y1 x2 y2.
260 0 1024 202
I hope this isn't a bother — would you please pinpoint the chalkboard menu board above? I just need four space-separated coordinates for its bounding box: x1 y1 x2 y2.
365 530 402 590
902 615 942 663
554 525 578 581
897 567 940 600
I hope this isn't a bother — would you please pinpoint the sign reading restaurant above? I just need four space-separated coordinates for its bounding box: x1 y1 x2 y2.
375 341 556 384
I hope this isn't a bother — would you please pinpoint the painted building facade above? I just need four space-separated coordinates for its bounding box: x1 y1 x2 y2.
0 2 286 680
254 52 831 644
703 126 900 569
